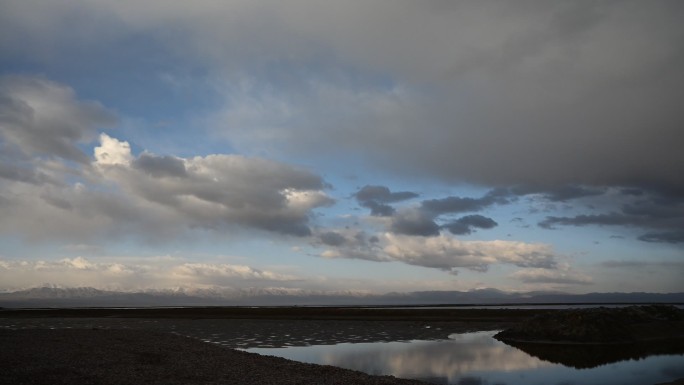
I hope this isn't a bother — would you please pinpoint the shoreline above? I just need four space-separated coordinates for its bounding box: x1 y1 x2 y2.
0 305 552 321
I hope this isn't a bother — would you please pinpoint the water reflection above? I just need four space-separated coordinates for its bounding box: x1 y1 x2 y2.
324 332 551 380
250 331 551 383
247 331 684 385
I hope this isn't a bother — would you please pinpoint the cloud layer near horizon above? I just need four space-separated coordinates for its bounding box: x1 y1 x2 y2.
0 257 299 292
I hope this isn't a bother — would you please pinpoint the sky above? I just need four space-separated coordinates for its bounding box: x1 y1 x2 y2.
0 1 683 295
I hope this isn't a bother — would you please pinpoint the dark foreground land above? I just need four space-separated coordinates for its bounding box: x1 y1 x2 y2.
494 305 684 344
0 328 428 385
2 306 683 384
0 305 548 321
0 306 542 385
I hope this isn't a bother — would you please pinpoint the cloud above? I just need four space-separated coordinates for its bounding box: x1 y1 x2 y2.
94 133 133 166
3 2 684 197
511 267 593 285
512 185 606 202
637 232 684 244
318 231 347 247
443 215 498 236
354 185 418 217
314 229 383 261
538 189 684 243
0 75 116 163
539 213 634 229
318 231 559 275
355 185 418 204
5 4 681 232
92 134 335 237
421 189 510 215
0 257 297 291
389 208 440 237
540 186 606 202
382 189 507 237
382 234 557 274
190 2 683 199
170 263 297 282
0 76 334 241
132 153 187 178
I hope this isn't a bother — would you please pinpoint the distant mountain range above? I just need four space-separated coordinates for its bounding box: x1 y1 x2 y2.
1 286 683 308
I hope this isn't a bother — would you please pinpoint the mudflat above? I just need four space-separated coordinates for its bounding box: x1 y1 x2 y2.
0 328 427 385
0 306 540 384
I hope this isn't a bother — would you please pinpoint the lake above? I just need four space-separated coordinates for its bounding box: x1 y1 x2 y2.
246 330 684 385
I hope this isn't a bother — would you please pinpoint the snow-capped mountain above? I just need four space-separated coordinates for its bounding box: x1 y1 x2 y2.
1 285 683 308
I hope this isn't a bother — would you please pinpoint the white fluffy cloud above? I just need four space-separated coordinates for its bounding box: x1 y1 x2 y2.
317 231 558 275
171 263 297 282
382 234 557 274
94 133 133 166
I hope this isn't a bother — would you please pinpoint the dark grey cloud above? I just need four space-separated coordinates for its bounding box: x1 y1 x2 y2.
390 209 440 237
0 75 116 163
369 189 509 237
40 193 73 211
198 2 683 203
0 160 40 184
319 231 347 246
638 232 684 244
315 230 384 261
539 213 634 229
113 150 333 237
539 189 684 244
513 185 606 202
421 189 509 215
132 153 187 178
354 185 418 217
3 3 684 200
444 215 498 236
355 185 418 203
621 188 645 197
361 201 395 217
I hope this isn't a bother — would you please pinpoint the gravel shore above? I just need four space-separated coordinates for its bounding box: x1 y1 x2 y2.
1 328 428 385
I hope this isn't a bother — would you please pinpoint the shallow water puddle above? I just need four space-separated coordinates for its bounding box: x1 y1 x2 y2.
245 331 684 385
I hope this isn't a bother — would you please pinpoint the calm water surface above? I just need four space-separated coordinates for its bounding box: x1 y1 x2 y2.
246 331 684 385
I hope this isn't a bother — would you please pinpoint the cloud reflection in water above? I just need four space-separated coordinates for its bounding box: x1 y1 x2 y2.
320 331 550 382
